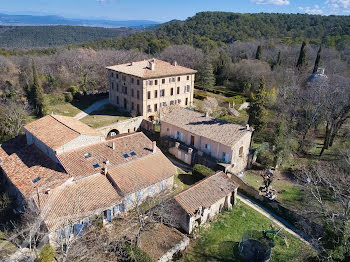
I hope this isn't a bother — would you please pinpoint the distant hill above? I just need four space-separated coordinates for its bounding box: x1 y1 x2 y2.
0 25 139 48
79 12 350 52
0 13 159 28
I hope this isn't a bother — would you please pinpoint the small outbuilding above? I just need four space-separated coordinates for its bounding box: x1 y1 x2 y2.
171 171 238 234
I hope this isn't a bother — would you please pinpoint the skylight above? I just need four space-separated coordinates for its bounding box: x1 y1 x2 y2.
130 151 137 156
92 163 100 168
32 177 41 183
84 153 92 158
123 153 130 158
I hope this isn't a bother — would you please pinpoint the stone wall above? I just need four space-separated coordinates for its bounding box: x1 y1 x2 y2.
158 236 190 262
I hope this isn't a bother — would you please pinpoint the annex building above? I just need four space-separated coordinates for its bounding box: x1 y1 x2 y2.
0 115 176 243
106 59 197 120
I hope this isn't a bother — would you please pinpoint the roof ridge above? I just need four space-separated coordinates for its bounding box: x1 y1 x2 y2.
174 171 225 198
49 115 81 135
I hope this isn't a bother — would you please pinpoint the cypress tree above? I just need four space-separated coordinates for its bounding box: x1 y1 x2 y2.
200 57 215 89
248 77 267 132
296 41 307 69
313 45 322 74
276 50 282 66
256 45 262 60
31 59 47 117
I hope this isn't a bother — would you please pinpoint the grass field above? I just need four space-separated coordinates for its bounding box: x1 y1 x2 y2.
183 201 314 262
80 104 130 128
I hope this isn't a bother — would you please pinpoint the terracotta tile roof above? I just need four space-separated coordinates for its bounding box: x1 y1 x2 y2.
36 174 121 231
173 171 237 216
0 144 70 198
24 115 104 150
57 132 156 179
107 152 176 196
161 107 252 147
106 59 197 79
0 135 27 162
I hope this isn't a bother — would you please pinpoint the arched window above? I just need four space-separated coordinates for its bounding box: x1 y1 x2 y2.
239 146 244 157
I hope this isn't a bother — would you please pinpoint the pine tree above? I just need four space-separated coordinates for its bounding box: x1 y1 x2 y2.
313 45 322 74
255 45 262 60
296 41 307 69
31 59 47 117
248 77 267 132
200 57 215 89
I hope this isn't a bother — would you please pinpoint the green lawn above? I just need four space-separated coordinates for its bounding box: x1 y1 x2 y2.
173 168 197 195
48 102 82 117
243 171 305 210
80 104 130 128
184 201 314 262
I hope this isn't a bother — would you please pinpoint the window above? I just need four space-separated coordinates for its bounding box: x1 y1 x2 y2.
154 103 158 112
172 77 176 82
111 82 114 90
155 80 158 85
149 185 155 195
92 163 100 168
137 79 140 85
116 84 119 92
131 89 134 97
185 97 188 106
32 177 41 183
170 100 174 105
154 90 158 98
161 180 166 190
205 144 211 151
148 80 153 85
147 105 151 112
131 102 134 110
110 72 114 78
160 89 165 97
239 146 244 157
137 104 140 113
184 85 190 93
131 78 134 84
116 96 119 104
177 99 181 104
177 76 181 82
124 98 127 109
122 75 126 81
84 153 92 158
147 91 151 99
130 151 137 156
116 73 119 79
187 75 190 81
170 88 174 96
123 86 128 95
177 86 180 94
123 153 129 158
162 79 165 84
137 90 140 99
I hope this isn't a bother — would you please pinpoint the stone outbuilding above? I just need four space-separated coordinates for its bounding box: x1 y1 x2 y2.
171 171 238 234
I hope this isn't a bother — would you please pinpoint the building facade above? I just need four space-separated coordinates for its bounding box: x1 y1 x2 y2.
106 59 197 120
160 107 253 174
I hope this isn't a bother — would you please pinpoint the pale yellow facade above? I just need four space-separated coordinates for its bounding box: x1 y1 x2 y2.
108 69 195 119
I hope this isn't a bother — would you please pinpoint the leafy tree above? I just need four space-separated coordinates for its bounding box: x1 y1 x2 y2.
199 57 215 89
39 244 55 262
296 41 307 69
313 45 322 74
248 77 267 132
31 59 47 117
255 45 262 60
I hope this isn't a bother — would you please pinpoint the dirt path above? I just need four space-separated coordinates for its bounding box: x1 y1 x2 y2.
74 98 109 120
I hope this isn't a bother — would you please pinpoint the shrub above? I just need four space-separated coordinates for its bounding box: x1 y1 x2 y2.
67 85 79 97
257 151 275 167
124 242 153 262
192 164 214 180
64 92 73 102
39 244 55 262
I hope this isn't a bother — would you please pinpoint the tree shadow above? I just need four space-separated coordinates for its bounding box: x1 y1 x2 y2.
178 174 198 186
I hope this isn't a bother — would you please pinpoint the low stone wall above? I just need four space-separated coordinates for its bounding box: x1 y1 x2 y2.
158 236 190 262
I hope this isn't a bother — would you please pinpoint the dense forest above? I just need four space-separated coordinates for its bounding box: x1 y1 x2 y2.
0 25 136 49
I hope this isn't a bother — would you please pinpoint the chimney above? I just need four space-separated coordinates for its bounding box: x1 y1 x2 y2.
149 59 156 71
205 112 209 117
102 161 109 175
112 142 116 150
45 188 51 194
173 61 178 66
246 124 250 130
130 62 134 66
152 141 157 153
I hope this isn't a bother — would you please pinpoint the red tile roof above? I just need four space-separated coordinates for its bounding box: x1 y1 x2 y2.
173 171 237 216
106 59 197 79
107 152 176 196
57 132 156 179
0 144 71 198
24 115 104 150
37 174 121 231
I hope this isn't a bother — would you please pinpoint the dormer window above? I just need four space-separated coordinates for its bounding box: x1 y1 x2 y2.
130 151 137 156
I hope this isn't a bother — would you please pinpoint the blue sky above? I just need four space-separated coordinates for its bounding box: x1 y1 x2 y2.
0 0 349 22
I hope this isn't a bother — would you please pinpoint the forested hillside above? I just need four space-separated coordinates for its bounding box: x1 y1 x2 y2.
0 25 136 48
78 12 350 52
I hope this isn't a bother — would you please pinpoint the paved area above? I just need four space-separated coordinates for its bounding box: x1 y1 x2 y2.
237 193 315 249
74 98 109 120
